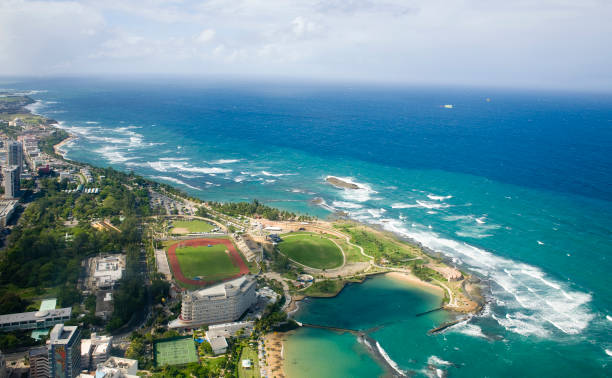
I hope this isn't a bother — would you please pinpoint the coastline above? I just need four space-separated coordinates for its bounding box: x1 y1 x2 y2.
52 133 76 157
386 271 445 296
45 120 485 377
263 332 287 377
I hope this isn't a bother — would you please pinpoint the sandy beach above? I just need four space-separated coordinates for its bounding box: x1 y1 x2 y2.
52 133 76 157
264 332 286 378
386 271 445 296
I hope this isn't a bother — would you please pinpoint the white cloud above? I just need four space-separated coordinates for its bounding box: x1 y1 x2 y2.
196 29 216 43
0 0 611 90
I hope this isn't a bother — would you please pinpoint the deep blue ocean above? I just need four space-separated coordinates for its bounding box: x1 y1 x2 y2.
4 77 611 376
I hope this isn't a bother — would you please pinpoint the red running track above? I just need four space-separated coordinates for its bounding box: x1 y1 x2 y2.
167 238 249 287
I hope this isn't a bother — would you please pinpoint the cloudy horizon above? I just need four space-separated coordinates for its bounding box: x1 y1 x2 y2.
1 0 611 91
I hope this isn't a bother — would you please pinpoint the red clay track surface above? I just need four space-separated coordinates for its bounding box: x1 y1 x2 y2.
167 238 249 287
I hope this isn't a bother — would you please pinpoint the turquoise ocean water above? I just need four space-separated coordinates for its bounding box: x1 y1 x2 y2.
4 78 611 376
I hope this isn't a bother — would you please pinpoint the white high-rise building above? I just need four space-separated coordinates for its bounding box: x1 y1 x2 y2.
3 166 19 199
170 275 256 328
6 141 22 171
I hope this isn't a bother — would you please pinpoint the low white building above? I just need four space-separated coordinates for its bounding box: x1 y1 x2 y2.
169 276 256 328
92 255 125 289
78 357 138 378
80 333 112 371
207 335 228 355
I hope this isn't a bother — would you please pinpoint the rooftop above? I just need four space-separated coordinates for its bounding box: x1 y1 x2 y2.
50 323 78 344
189 275 253 300
0 307 71 325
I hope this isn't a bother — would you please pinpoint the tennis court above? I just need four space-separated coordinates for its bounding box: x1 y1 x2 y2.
155 337 199 366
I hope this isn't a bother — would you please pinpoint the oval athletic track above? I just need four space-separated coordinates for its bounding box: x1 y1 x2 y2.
167 238 249 286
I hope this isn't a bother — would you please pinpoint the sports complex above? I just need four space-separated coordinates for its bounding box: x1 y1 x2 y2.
166 237 249 288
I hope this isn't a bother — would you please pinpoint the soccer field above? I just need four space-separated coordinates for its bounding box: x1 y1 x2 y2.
155 337 199 366
171 219 216 234
278 233 343 269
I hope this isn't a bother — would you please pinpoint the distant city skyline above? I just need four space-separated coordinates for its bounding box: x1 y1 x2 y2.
1 0 611 91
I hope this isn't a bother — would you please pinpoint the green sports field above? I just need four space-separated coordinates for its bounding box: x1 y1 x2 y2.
174 244 239 281
155 337 199 366
277 233 343 269
171 219 216 234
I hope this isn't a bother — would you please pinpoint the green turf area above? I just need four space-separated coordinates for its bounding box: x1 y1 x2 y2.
155 337 199 366
335 223 420 264
277 233 343 269
302 279 346 297
171 219 215 233
238 344 260 378
173 244 239 280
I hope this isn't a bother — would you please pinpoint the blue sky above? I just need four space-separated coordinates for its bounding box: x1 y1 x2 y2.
1 0 611 90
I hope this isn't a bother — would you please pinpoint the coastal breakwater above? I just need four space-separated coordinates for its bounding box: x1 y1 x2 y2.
298 322 409 377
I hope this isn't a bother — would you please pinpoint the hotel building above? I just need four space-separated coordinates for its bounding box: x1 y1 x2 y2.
170 275 256 328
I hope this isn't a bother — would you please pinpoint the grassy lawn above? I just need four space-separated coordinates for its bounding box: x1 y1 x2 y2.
155 337 199 367
302 280 346 297
171 219 215 234
335 223 421 264
278 233 343 270
173 244 239 281
238 344 260 378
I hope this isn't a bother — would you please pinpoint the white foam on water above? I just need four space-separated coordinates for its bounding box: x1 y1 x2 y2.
427 194 453 201
366 208 386 218
352 216 593 338
427 356 452 366
94 145 134 163
332 201 363 209
375 341 406 377
392 202 419 209
455 231 493 239
326 176 377 202
211 159 240 164
147 159 232 175
606 315 612 322
416 200 451 209
149 175 201 191
537 240 545 245
606 349 612 357
261 170 297 177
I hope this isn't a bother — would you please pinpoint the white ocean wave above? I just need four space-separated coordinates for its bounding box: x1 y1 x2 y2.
376 341 406 377
261 170 297 177
149 175 201 191
427 194 453 201
94 145 134 163
427 356 452 366
606 349 612 357
392 202 420 209
450 323 488 339
211 159 240 164
607 315 612 322
350 216 593 338
148 159 232 175
332 201 363 209
326 176 377 202
392 200 451 210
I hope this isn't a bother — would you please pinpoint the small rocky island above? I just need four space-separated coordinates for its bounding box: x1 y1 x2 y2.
326 176 360 190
